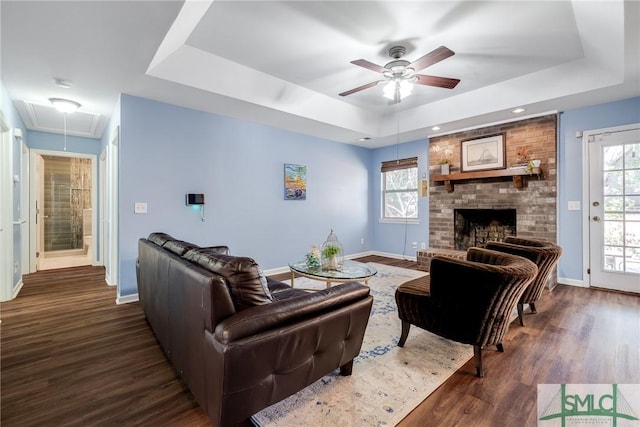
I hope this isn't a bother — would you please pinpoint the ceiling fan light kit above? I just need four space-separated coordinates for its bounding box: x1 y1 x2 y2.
383 79 414 102
340 45 460 103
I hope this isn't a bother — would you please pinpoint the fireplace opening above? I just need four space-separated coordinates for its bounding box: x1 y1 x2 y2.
454 209 516 250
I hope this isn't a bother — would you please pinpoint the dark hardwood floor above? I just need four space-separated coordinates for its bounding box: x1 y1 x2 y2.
1 257 638 426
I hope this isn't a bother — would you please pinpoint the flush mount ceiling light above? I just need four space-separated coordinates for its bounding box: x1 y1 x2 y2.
432 126 441 131
49 97 81 113
357 137 371 142
512 107 526 114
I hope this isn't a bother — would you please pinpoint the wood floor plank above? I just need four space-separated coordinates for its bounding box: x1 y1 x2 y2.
1 261 638 427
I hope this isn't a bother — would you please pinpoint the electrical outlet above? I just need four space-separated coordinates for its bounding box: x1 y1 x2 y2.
568 201 581 211
360 238 364 245
421 242 426 250
411 241 418 248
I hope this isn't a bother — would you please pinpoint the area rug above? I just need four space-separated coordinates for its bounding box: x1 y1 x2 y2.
253 263 474 427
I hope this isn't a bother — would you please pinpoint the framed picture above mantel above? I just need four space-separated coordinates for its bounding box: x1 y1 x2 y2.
461 133 506 172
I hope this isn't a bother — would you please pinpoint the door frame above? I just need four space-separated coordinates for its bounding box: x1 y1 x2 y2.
29 149 98 272
20 139 29 275
0 112 12 301
582 122 640 288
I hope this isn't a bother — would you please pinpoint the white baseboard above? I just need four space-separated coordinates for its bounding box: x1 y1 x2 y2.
105 274 117 287
557 277 588 288
370 250 417 262
116 293 139 305
12 279 24 299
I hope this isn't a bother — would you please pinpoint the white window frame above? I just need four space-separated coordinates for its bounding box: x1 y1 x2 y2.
380 166 419 224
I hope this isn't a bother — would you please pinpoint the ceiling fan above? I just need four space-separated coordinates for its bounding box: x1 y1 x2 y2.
339 45 460 103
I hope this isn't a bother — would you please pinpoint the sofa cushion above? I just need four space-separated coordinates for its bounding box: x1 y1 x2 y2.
163 240 200 256
201 245 230 255
148 232 174 246
183 250 273 310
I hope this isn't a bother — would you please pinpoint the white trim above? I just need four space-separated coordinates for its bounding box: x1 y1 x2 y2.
581 128 590 286
106 128 119 299
371 250 417 262
378 218 420 225
116 293 138 305
0 114 13 301
12 279 24 299
557 277 588 288
105 275 117 287
20 140 29 275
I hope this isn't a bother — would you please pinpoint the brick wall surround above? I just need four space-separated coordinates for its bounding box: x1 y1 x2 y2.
428 114 557 250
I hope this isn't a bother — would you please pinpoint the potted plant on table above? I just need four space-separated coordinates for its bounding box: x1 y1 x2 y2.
322 244 342 270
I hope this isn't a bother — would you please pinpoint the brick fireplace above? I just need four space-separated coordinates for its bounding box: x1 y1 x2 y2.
426 114 557 252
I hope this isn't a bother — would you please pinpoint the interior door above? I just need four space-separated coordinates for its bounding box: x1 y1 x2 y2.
588 127 640 293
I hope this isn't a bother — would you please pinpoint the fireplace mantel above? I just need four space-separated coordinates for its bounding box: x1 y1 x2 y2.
431 167 543 192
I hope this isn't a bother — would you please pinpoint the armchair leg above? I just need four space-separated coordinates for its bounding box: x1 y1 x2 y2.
398 321 410 347
517 303 525 326
339 360 353 376
530 302 537 314
473 345 484 378
497 343 504 352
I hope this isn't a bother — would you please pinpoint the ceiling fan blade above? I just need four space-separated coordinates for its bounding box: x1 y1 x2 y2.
339 81 380 97
415 74 460 89
350 59 387 74
409 46 455 72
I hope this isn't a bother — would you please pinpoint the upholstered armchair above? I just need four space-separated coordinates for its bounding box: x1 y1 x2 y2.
395 248 537 377
485 237 562 326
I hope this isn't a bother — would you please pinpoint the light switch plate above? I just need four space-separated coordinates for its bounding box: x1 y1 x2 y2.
134 202 147 214
568 201 581 211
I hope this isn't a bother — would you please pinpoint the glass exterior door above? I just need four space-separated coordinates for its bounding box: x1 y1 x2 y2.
589 128 640 293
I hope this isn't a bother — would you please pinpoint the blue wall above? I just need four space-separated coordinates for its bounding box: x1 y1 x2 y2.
369 139 430 257
557 97 640 281
118 94 372 297
27 131 102 155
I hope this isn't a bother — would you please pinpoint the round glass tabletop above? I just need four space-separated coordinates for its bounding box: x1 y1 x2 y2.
288 259 377 282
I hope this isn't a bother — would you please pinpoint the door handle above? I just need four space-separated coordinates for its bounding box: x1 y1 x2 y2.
592 216 601 222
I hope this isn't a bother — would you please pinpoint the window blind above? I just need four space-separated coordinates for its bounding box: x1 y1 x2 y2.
380 157 418 173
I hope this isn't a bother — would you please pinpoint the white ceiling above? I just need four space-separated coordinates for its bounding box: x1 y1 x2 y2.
2 0 638 148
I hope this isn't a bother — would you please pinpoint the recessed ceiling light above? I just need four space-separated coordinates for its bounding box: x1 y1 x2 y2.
49 98 81 113
357 137 371 142
512 108 526 114
432 126 441 131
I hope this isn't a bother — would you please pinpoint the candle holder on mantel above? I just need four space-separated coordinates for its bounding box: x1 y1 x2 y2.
320 229 344 270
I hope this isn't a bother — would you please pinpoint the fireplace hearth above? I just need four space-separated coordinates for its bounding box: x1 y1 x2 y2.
454 209 516 250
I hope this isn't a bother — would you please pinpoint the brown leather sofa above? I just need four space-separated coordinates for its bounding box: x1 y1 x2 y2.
136 232 373 427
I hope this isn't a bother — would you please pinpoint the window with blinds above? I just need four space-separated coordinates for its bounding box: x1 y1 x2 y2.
381 157 418 220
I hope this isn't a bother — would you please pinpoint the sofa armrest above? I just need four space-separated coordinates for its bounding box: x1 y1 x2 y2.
214 282 370 344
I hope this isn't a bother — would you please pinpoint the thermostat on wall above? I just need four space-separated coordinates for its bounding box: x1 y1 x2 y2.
186 193 205 205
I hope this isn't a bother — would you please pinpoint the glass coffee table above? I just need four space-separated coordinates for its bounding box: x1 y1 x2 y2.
288 259 377 289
